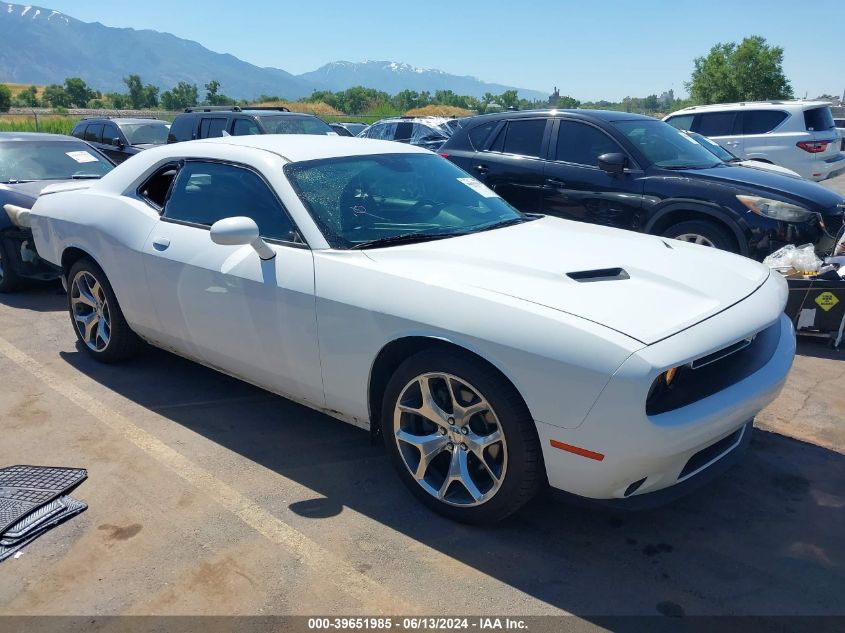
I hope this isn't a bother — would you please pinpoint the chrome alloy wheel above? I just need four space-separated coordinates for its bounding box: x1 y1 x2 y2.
70 270 111 352
674 233 715 247
393 372 507 507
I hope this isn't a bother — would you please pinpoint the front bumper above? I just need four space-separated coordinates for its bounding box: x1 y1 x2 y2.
550 420 754 511
0 228 62 281
747 211 845 260
536 304 795 502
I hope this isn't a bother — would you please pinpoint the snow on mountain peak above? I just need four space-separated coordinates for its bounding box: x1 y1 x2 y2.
5 3 69 22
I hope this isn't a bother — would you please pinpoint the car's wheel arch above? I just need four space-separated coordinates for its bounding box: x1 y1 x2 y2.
367 336 532 438
60 246 120 299
61 245 104 277
644 202 748 256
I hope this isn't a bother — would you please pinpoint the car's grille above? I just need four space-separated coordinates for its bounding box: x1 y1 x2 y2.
646 320 781 416
679 427 744 479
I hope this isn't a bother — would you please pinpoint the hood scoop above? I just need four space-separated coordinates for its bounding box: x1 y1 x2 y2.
566 267 630 283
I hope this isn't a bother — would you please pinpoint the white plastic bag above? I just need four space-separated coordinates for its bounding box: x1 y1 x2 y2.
763 243 822 273
791 244 822 273
762 245 796 270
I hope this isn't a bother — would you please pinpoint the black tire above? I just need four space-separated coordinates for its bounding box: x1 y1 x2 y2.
0 238 23 293
66 258 143 363
380 348 544 524
660 219 737 253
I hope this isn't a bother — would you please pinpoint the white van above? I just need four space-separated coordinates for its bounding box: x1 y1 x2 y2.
664 101 845 181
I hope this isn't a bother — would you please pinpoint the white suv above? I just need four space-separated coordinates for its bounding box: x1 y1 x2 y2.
664 101 845 181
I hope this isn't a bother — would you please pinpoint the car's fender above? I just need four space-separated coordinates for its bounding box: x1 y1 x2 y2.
312 251 643 431
642 199 750 256
30 187 161 334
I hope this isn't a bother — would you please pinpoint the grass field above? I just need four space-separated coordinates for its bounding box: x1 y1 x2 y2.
0 114 79 134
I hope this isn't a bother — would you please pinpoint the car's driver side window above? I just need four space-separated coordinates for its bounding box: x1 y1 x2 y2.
163 161 299 243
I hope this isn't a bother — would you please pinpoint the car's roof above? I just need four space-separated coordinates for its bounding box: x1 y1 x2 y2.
243 110 316 117
74 118 165 126
374 116 451 125
190 134 431 162
464 109 652 124
0 132 82 142
114 118 168 125
669 100 831 115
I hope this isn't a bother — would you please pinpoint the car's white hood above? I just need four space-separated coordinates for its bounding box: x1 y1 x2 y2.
364 216 770 345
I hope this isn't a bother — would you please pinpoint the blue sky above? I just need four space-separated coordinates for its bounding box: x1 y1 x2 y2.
41 0 844 101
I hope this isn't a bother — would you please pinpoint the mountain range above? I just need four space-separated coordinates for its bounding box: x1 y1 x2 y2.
0 4 547 101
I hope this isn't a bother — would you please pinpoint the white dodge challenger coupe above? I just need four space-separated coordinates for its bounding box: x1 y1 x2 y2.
29 135 795 523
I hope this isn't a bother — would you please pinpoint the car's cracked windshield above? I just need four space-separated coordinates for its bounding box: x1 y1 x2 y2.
285 153 531 249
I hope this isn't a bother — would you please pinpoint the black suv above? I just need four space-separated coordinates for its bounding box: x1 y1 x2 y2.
168 106 334 143
440 110 845 260
71 117 170 164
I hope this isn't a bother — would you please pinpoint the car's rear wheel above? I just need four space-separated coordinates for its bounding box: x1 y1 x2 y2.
67 258 142 362
381 349 543 524
0 239 23 293
661 220 737 252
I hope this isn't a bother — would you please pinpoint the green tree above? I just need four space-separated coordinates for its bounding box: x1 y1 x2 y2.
143 84 160 108
13 85 40 107
555 95 580 109
43 84 72 108
63 77 95 108
0 84 11 112
204 80 221 105
642 94 660 112
498 90 519 109
161 82 199 110
337 86 389 114
106 92 129 109
123 74 145 109
393 89 422 111
687 36 793 104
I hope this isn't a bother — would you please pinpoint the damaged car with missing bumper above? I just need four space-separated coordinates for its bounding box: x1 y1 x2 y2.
0 133 113 292
28 135 795 523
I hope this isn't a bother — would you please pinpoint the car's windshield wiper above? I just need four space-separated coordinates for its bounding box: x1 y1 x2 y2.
0 179 35 184
350 231 466 250
662 164 717 170
70 175 102 180
475 216 534 233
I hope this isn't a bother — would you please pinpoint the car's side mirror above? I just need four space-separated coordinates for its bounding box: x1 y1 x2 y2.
209 216 275 260
598 153 627 175
112 137 124 148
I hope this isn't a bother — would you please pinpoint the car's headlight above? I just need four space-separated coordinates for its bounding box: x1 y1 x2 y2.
736 195 813 222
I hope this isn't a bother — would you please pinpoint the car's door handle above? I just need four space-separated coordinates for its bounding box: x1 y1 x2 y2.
545 177 566 187
474 164 488 175
152 237 171 251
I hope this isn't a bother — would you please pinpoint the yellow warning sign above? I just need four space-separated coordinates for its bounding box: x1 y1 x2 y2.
815 292 840 312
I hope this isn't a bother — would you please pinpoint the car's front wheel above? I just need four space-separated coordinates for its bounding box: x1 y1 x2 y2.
661 219 737 252
67 258 142 362
381 349 544 523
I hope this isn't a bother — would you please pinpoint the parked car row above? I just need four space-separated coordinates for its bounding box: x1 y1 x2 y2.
439 109 845 261
21 133 795 523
